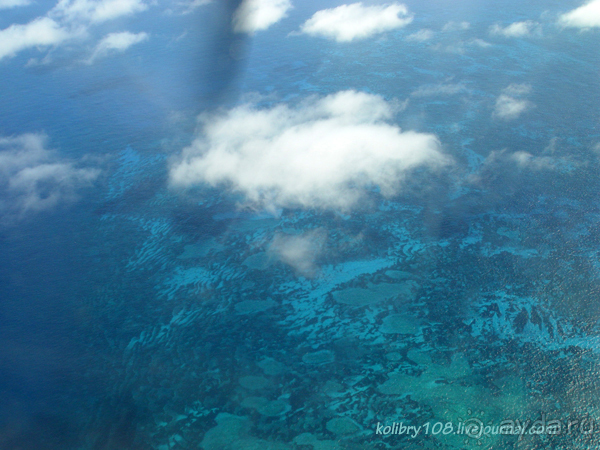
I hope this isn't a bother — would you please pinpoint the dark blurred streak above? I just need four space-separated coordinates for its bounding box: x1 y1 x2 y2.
199 0 250 108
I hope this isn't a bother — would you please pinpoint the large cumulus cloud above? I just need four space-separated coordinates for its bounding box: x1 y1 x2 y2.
170 90 450 211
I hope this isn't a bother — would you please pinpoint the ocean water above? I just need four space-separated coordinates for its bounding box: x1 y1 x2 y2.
1 0 600 449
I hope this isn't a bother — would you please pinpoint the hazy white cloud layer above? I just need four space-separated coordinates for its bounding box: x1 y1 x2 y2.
490 21 541 37
493 84 533 120
170 91 449 210
559 0 600 28
87 31 148 62
0 0 31 8
0 134 99 222
232 0 292 34
299 2 413 42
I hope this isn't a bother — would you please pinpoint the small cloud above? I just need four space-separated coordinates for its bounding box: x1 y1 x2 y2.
25 54 54 67
298 2 413 42
0 17 73 61
502 83 531 96
169 90 450 211
490 20 541 38
268 228 327 277
436 38 490 54
484 148 564 172
470 38 491 48
543 137 559 154
493 84 533 120
442 21 470 32
169 0 211 15
86 31 149 63
406 28 434 42
0 0 31 9
0 133 100 223
470 147 571 188
558 0 600 29
51 0 148 24
493 96 531 120
509 151 557 170
411 83 468 97
232 0 292 34
174 0 212 13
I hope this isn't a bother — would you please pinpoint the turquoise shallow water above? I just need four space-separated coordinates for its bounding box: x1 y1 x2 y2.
1 1 600 449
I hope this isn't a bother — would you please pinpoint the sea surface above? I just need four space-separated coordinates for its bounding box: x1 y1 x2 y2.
1 0 600 449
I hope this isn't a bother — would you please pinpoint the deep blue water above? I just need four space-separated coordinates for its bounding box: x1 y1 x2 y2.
2 0 600 449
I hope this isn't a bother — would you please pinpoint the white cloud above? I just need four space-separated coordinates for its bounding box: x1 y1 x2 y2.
0 134 99 221
411 83 468 97
0 0 31 9
493 84 533 120
51 0 148 24
558 0 600 29
232 0 292 34
442 21 470 32
490 20 541 37
0 17 73 61
170 90 449 211
406 29 434 42
268 228 326 276
298 2 413 42
87 31 148 63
